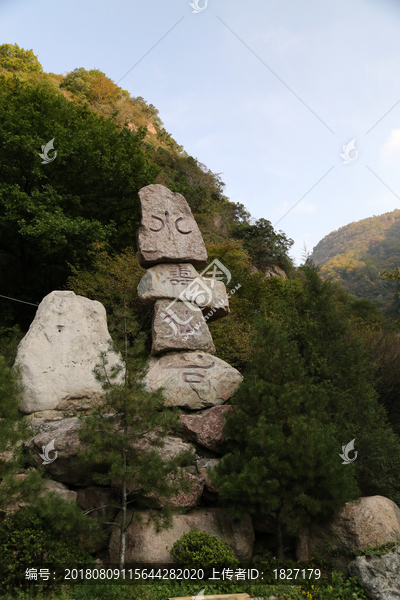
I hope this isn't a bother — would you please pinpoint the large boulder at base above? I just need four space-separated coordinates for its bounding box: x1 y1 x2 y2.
136 184 207 269
109 508 254 563
348 547 400 600
137 263 229 322
15 291 121 415
145 352 242 410
297 496 400 562
26 417 92 485
179 406 235 453
151 300 216 356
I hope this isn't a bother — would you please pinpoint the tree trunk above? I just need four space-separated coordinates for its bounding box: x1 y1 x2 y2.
119 477 126 569
276 513 284 562
119 317 129 570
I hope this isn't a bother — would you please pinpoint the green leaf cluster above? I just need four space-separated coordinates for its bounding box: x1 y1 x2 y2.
0 44 42 73
170 530 239 569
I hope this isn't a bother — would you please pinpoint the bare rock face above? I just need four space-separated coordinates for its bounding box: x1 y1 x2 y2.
109 508 255 563
137 184 207 269
348 547 400 600
137 263 229 322
151 300 215 356
145 352 242 410
27 417 92 486
15 291 122 415
179 406 235 454
197 458 221 493
264 265 286 279
297 496 400 562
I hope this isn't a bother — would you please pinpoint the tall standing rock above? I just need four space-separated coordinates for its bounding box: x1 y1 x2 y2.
136 184 208 269
15 291 121 415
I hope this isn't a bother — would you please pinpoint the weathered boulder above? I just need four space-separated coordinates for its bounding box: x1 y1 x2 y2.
197 458 220 493
15 291 122 415
297 496 400 562
179 406 235 453
145 352 242 410
137 263 229 322
109 507 255 563
348 547 400 600
26 417 91 486
136 184 207 269
152 300 216 355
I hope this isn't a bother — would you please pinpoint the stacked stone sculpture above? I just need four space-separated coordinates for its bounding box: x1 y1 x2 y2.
136 184 243 408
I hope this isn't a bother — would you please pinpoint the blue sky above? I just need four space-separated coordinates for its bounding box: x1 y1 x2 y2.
2 0 400 263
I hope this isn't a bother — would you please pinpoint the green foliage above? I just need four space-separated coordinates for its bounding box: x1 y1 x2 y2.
213 317 360 559
0 357 43 511
0 44 42 73
262 262 400 504
0 494 95 590
60 67 129 104
170 530 239 569
231 217 295 274
358 540 397 557
311 208 400 317
0 74 157 329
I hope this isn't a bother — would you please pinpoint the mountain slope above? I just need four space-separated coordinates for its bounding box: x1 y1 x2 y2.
311 210 400 316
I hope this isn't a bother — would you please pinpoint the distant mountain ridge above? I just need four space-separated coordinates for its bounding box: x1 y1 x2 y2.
311 209 400 316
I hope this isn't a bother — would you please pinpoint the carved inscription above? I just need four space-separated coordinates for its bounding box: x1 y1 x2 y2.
166 353 215 384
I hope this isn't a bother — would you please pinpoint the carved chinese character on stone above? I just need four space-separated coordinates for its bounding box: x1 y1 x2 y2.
151 300 215 356
144 351 243 410
137 263 229 322
136 184 207 269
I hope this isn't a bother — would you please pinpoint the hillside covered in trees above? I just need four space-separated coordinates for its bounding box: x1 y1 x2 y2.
311 209 400 317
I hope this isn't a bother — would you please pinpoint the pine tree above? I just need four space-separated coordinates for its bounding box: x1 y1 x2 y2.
76 304 194 568
213 319 359 561
0 356 42 510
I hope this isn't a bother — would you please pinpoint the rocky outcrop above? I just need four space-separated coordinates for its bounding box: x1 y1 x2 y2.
26 417 92 485
136 184 207 269
297 496 400 561
151 300 216 355
179 405 235 453
144 352 242 410
264 265 286 279
348 547 400 600
109 508 255 563
15 291 121 415
137 263 229 321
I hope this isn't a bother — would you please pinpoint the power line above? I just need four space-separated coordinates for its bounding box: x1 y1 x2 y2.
0 294 38 307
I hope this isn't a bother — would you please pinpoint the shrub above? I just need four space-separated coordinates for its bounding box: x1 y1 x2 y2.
0 494 96 590
170 530 238 570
